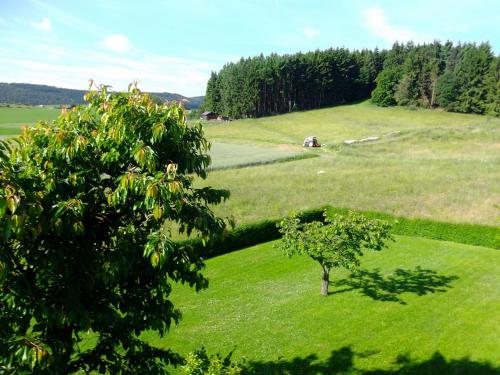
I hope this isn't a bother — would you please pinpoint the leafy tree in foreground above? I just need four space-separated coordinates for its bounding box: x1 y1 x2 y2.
0 83 229 373
180 348 241 375
277 211 393 296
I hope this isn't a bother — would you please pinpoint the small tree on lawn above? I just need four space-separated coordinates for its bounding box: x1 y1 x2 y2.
277 210 393 296
0 83 229 373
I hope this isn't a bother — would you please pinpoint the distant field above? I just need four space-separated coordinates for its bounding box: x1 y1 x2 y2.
150 236 500 374
200 102 500 226
0 106 60 137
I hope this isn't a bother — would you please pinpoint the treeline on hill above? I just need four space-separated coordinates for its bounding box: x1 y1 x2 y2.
0 83 204 109
204 48 385 118
204 41 499 119
372 41 499 115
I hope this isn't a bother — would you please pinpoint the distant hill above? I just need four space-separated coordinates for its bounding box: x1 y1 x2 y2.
0 83 204 109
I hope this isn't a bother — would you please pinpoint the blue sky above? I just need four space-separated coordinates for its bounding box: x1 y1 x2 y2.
0 0 499 96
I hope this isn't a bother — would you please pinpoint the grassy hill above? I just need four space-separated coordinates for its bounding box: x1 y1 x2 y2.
0 83 204 109
148 236 500 374
199 101 500 226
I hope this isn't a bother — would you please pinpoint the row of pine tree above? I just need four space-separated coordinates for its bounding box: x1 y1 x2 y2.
203 41 499 118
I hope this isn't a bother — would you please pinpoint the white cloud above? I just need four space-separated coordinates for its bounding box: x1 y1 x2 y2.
302 27 320 39
102 34 132 53
363 6 424 44
0 47 220 96
30 17 52 32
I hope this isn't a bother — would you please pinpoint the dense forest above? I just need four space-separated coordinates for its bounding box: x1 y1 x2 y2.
204 48 385 118
372 42 499 116
204 42 499 118
0 83 204 109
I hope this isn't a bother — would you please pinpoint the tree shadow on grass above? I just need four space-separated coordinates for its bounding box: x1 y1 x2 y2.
330 267 458 304
242 346 500 375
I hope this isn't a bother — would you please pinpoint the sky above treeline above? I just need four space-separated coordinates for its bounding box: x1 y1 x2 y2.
0 0 499 96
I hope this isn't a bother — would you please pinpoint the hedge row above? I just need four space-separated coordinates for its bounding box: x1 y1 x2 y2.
325 207 499 250
179 207 328 258
178 206 499 259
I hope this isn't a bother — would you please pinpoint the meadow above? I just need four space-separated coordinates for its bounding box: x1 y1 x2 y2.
208 142 314 170
200 102 500 226
2 102 498 226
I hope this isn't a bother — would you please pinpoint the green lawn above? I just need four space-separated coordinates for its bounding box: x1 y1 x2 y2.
147 236 500 374
199 102 500 226
0 106 60 137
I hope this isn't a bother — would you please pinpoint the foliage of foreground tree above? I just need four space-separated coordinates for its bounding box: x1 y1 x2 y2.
277 211 393 296
0 84 229 373
180 348 241 375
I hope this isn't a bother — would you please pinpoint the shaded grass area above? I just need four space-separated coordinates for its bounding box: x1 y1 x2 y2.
244 349 500 374
152 236 500 374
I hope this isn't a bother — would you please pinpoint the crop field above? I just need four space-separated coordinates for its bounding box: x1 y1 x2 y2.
150 236 500 374
200 102 500 226
0 106 60 138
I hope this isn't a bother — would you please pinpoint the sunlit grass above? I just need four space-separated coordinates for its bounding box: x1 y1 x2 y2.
148 236 500 373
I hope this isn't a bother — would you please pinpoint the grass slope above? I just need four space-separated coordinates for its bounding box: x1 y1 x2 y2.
149 236 500 374
200 102 500 226
204 101 499 146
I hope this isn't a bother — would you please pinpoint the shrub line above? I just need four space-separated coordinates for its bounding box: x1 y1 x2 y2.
178 206 499 258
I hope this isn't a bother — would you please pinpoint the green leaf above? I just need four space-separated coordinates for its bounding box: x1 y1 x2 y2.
153 205 163 220
0 197 6 217
151 252 160 267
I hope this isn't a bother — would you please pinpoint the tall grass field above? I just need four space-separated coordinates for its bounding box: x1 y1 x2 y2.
200 102 500 226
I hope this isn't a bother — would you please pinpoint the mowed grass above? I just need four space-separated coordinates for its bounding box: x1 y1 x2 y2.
0 106 60 137
147 236 500 374
209 142 312 170
200 102 500 226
